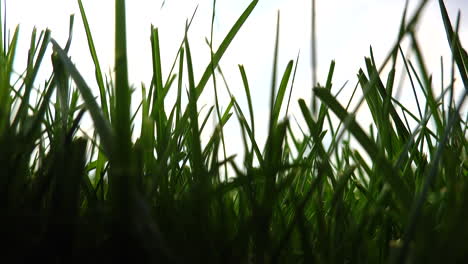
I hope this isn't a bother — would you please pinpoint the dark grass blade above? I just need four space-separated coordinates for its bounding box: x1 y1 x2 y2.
150 26 169 159
184 26 204 177
0 25 18 133
12 29 50 129
114 0 132 150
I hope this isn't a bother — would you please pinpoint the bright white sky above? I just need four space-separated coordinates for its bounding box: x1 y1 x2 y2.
4 0 468 162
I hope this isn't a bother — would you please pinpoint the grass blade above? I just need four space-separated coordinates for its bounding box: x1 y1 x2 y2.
314 87 412 210
195 0 258 97
77 0 109 120
50 39 113 157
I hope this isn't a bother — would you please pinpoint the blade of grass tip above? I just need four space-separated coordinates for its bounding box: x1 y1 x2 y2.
184 24 204 177
150 26 164 117
55 15 75 129
50 39 113 157
195 0 258 97
63 14 74 53
77 0 109 120
26 28 37 72
0 0 3 54
163 5 197 88
2 0 7 53
311 0 317 114
176 47 184 122
325 59 335 90
314 88 412 209
199 105 214 137
239 65 255 137
272 60 293 128
52 45 70 130
169 0 257 165
6 26 19 80
269 11 280 135
150 26 169 158
285 52 300 116
438 0 468 90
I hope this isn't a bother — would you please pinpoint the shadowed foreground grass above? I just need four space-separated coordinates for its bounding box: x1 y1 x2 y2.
0 0 467 263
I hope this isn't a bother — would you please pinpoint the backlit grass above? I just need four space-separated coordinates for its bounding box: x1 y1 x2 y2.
0 0 466 263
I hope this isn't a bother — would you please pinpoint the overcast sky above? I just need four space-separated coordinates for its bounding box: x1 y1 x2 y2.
4 0 467 160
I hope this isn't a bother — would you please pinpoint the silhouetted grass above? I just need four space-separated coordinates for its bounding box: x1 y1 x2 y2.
0 0 466 263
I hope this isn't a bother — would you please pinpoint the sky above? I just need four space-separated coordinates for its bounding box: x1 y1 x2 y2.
4 0 468 163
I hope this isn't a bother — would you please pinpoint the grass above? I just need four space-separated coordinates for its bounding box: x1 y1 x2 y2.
0 0 467 263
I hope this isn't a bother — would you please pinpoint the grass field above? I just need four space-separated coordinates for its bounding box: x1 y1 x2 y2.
0 0 467 263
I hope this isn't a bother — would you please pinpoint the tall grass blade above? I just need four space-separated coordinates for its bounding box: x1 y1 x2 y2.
196 0 258 97
77 0 109 120
314 87 412 209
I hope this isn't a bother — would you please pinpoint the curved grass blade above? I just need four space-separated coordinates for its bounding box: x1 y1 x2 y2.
438 0 468 90
195 0 258 97
50 39 113 157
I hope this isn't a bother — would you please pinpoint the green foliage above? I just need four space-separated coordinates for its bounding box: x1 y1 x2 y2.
0 0 466 263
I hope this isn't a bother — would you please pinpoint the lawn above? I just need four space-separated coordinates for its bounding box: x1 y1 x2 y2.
0 0 467 263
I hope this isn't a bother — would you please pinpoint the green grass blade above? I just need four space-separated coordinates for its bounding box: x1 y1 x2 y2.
114 0 131 148
50 39 113 157
238 64 255 137
195 0 258 97
0 25 18 133
77 0 109 120
285 52 300 116
272 60 293 127
184 27 204 177
150 26 169 158
438 0 468 89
